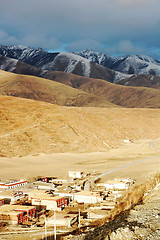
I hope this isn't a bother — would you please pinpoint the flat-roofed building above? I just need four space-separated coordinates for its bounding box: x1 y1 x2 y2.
28 190 67 211
46 212 78 227
0 190 26 204
54 190 74 203
0 179 27 191
103 179 130 191
33 181 55 191
74 191 103 204
0 204 36 224
69 171 86 179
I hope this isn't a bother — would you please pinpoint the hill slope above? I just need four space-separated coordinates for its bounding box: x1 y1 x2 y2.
0 70 114 107
43 71 160 108
0 95 160 157
0 68 160 108
116 74 160 89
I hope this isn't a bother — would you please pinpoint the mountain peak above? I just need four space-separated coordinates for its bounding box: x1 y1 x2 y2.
74 50 160 76
0 45 160 87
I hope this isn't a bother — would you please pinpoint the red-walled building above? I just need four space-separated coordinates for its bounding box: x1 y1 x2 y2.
0 180 27 190
0 198 4 206
0 205 36 224
28 190 67 211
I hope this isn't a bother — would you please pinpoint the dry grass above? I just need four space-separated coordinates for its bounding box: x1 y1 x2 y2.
0 95 160 157
44 70 160 108
0 70 115 108
1 69 160 109
93 172 160 227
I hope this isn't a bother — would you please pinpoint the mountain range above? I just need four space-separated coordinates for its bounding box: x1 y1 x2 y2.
0 70 114 108
0 69 160 109
76 49 160 76
0 45 160 158
0 45 129 83
0 45 160 89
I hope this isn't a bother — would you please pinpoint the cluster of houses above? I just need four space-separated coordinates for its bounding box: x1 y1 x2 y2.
0 172 135 230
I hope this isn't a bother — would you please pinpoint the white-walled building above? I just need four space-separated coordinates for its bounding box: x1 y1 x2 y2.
103 179 132 191
0 180 27 191
28 190 67 211
74 191 103 204
69 171 87 179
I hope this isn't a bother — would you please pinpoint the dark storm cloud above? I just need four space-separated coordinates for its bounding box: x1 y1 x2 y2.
0 0 159 57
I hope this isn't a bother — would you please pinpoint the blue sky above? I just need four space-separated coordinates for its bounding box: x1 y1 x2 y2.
0 0 160 58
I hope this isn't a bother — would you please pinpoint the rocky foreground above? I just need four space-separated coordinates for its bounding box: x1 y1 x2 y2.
64 178 160 240
106 183 160 240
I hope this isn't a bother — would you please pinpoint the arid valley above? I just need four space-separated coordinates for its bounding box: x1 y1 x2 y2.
1 1 160 238
0 56 160 239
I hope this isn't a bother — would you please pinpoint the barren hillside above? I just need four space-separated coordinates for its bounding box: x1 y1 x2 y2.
44 71 160 108
1 61 160 108
0 70 114 107
0 95 160 157
116 74 160 89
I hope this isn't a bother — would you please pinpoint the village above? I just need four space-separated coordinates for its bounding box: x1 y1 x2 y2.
0 170 135 239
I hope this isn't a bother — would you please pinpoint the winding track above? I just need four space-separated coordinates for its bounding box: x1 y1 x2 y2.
95 140 160 181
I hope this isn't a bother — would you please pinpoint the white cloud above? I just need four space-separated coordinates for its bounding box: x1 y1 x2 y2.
22 35 61 50
108 40 145 56
0 0 160 57
0 29 17 45
117 40 144 54
67 39 105 52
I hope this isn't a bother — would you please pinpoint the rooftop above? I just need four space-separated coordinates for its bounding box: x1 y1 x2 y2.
0 204 35 213
47 212 78 220
0 179 27 186
74 191 100 197
29 190 65 201
103 180 128 185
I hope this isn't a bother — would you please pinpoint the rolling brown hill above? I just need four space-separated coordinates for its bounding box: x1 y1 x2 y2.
0 94 160 157
0 66 160 109
1 55 160 108
116 74 160 89
44 71 160 108
0 70 115 107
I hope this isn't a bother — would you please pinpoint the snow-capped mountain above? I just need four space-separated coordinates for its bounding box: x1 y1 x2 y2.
111 55 160 76
0 45 57 67
1 45 160 88
0 55 18 72
75 49 118 68
0 54 47 77
75 50 160 76
40 52 91 78
1 45 160 77
0 45 130 82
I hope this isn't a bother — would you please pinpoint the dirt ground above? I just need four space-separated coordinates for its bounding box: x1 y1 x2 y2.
0 139 159 184
0 139 159 240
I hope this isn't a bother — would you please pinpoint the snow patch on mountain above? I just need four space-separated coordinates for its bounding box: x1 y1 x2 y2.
0 55 18 72
42 52 91 77
75 50 160 77
114 71 131 83
59 52 91 77
116 55 160 75
75 49 122 68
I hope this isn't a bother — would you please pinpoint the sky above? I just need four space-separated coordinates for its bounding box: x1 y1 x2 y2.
0 0 160 58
